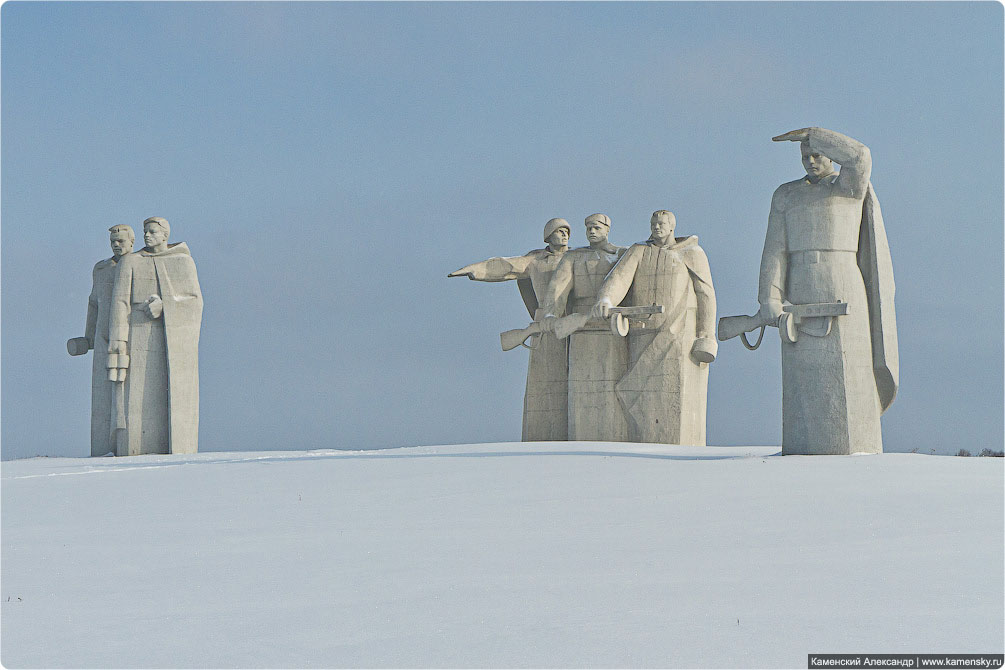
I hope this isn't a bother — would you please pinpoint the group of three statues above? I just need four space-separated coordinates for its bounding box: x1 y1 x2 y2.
450 128 899 455
69 217 203 457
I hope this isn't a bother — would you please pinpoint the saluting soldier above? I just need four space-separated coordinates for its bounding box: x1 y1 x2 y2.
757 127 898 454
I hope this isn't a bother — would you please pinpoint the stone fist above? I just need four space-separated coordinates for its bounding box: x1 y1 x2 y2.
538 315 558 333
758 300 784 324
690 337 718 364
143 295 163 319
591 298 613 320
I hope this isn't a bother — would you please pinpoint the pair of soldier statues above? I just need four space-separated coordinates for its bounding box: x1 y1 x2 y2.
450 128 899 455
68 217 203 457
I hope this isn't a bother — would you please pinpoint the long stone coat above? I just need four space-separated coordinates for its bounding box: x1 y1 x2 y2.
596 236 717 445
109 243 203 455
454 247 569 441
84 256 122 456
759 128 898 455
539 242 629 441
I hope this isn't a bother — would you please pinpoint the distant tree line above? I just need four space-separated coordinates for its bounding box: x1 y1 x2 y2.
955 448 1004 457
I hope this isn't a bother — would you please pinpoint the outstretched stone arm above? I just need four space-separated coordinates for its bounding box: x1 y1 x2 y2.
448 254 534 282
592 245 643 317
758 188 788 322
806 127 872 198
537 254 573 318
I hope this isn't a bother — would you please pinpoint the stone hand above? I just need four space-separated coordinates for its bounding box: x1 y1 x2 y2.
772 128 811 143
448 263 481 280
143 295 163 319
757 300 784 324
538 315 557 333
591 298 612 319
66 337 91 356
690 337 718 364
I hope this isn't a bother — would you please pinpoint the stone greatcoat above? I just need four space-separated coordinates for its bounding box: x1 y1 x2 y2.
84 256 123 456
539 242 629 441
455 247 569 441
596 236 717 445
109 243 203 455
759 128 897 455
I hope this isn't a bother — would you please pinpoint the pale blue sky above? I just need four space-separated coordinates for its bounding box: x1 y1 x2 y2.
2 1 1002 459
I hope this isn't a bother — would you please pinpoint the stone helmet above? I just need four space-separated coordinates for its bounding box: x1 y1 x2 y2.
543 218 571 242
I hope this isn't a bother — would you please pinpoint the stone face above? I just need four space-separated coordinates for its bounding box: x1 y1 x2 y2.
107 217 203 455
757 127 898 455
449 219 571 441
539 214 630 441
67 225 135 456
594 211 717 445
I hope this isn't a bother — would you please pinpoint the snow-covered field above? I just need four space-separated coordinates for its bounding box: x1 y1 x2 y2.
2 443 1002 669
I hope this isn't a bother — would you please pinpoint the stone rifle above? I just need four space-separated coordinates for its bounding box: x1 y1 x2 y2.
717 302 850 350
500 305 665 351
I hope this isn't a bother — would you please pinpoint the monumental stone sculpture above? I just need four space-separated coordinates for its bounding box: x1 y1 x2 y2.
538 214 630 441
592 210 718 445
107 217 203 455
67 225 135 456
717 127 898 455
448 218 571 441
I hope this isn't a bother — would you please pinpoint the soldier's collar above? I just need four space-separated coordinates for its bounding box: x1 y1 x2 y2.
588 241 620 254
803 170 837 184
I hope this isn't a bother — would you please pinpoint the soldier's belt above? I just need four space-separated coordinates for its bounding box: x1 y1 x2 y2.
787 249 856 264
780 301 849 342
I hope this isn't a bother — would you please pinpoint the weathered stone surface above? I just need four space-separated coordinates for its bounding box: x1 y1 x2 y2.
449 219 571 441
594 210 717 445
67 225 135 456
107 217 203 455
540 213 629 441
757 127 898 455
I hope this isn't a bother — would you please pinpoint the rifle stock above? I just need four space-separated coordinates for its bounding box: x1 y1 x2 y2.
717 313 771 342
500 322 542 351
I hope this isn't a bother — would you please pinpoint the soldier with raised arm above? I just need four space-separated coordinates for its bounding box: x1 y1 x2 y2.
448 218 571 441
593 210 717 445
538 213 630 441
755 127 897 454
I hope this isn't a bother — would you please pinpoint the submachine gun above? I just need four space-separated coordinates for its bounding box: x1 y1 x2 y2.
717 302 849 349
500 305 664 352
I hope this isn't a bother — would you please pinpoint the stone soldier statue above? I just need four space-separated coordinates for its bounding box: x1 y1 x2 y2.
539 213 630 441
108 217 203 455
448 218 571 441
67 224 135 456
757 127 897 454
593 210 717 445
